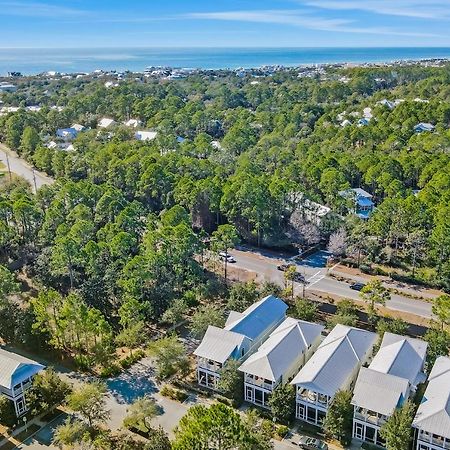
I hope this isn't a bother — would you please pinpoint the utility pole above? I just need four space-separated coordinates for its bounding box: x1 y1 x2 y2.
32 168 37 192
5 153 12 182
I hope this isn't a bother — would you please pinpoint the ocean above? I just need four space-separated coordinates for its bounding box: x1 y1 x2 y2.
1 47 450 75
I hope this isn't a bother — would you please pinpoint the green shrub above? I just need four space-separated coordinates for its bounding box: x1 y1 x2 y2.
99 364 121 378
73 354 92 371
119 349 146 369
160 385 188 402
276 425 290 438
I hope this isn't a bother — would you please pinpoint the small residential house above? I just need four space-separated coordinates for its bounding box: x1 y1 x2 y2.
0 348 45 416
135 130 157 141
291 324 377 426
194 295 288 390
124 119 142 128
414 123 435 133
352 333 427 447
98 117 116 129
339 188 375 219
56 127 78 141
0 83 17 93
71 123 85 133
413 356 450 450
238 318 324 408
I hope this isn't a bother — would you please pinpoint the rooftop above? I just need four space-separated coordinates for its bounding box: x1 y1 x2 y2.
413 356 450 439
0 348 45 390
238 317 324 382
291 324 377 397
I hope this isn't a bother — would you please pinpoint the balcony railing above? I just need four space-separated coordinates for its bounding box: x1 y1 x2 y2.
354 411 386 426
245 375 274 391
418 436 450 450
198 360 222 373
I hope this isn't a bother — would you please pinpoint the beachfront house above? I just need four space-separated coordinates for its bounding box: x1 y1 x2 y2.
414 123 435 133
0 348 45 416
352 333 427 447
291 324 377 426
413 356 450 450
339 187 375 219
238 317 324 408
193 295 288 390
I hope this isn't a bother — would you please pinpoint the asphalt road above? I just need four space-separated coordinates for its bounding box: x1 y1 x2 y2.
0 143 54 192
229 248 433 319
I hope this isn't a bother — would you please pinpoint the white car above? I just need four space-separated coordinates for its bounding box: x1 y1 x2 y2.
219 252 236 263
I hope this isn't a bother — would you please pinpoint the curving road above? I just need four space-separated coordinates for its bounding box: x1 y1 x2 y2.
0 143 54 192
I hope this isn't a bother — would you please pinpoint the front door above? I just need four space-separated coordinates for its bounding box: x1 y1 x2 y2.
354 422 364 440
246 386 253 403
15 396 26 416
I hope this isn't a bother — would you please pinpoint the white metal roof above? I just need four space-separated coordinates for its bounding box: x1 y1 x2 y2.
291 324 377 397
238 318 324 382
352 367 409 416
193 326 247 364
413 356 450 439
0 348 45 390
370 333 427 387
98 118 116 128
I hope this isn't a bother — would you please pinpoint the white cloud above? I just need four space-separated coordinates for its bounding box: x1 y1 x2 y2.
0 1 87 17
186 10 443 38
303 0 450 20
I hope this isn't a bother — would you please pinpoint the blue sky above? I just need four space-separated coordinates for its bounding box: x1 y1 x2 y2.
1 0 450 48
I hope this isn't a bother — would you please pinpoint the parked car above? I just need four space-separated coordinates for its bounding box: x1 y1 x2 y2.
350 282 366 291
298 436 328 450
219 251 236 263
293 272 306 283
277 263 295 271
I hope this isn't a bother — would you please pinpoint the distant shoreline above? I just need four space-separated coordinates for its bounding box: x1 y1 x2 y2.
1 47 450 76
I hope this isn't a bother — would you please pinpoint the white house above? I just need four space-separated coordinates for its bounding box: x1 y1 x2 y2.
413 356 450 450
124 119 142 128
71 123 86 133
238 318 324 408
0 348 45 416
98 118 116 129
352 333 428 447
291 324 377 426
135 130 157 141
0 83 17 93
414 123 435 133
194 295 288 390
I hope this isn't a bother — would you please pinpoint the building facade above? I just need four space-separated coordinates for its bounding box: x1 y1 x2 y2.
239 318 323 408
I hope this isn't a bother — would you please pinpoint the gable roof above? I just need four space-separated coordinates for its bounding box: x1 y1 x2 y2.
370 333 427 386
413 356 450 439
98 118 116 128
291 324 377 397
238 318 324 381
225 295 288 341
352 367 409 416
0 348 45 390
193 326 247 364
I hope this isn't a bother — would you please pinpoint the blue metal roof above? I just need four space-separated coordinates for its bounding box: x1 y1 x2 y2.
227 295 288 341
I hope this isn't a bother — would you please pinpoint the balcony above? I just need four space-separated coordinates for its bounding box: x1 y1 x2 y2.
198 359 222 373
354 409 387 427
297 390 329 407
418 434 450 450
245 375 274 391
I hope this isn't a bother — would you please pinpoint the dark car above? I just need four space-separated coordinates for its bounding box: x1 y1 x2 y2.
298 436 328 450
277 263 295 271
350 282 366 291
293 272 306 283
